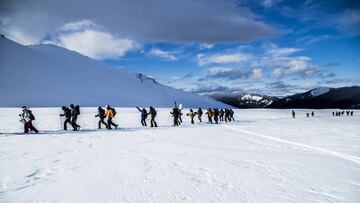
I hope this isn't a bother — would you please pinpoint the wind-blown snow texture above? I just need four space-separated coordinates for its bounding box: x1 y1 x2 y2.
0 36 226 108
0 108 359 202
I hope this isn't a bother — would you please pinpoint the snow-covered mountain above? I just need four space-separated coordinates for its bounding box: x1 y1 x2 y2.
0 35 228 107
267 86 360 109
206 92 278 108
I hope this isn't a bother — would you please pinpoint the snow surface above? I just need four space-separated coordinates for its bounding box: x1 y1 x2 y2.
0 36 226 108
310 87 331 97
1 108 359 202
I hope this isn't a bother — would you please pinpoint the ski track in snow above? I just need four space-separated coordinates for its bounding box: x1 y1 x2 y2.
222 125 360 165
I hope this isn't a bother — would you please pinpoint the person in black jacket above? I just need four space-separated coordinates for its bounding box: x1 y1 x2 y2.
197 108 203 122
229 109 235 121
136 107 148 126
70 104 80 131
219 109 224 121
213 108 219 124
60 106 72 130
149 106 158 127
95 106 108 129
171 107 180 126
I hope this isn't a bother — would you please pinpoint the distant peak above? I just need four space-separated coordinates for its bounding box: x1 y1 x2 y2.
136 73 159 84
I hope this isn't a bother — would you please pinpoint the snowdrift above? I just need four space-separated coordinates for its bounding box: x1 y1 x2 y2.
0 36 227 108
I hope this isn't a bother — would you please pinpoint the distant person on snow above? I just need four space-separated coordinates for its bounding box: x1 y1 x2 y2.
311 111 314 117
95 106 108 129
219 109 225 121
149 106 158 127
136 107 148 126
105 105 118 129
213 108 219 124
205 108 214 123
229 109 235 121
70 104 81 131
351 111 354 116
19 106 38 133
186 109 196 124
171 107 180 126
332 112 335 116
60 106 72 130
292 110 296 118
197 108 203 122
178 108 183 124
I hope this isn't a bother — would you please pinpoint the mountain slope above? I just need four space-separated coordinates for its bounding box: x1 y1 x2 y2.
207 92 278 108
267 87 360 109
0 36 227 107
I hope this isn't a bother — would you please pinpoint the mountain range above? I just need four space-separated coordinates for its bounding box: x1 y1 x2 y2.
207 86 360 109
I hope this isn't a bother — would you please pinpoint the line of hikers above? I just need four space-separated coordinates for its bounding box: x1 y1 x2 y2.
333 111 354 116
18 104 235 133
171 107 235 126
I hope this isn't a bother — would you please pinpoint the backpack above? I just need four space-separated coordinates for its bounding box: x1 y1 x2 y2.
75 105 80 115
29 110 35 121
112 108 117 116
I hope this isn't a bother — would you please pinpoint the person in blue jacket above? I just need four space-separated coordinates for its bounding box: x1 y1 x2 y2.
136 107 148 126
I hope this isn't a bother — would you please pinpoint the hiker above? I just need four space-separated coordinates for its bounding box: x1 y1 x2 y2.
197 108 203 122
95 106 108 129
60 106 72 130
307 113 309 117
186 109 196 124
171 107 180 126
229 109 235 121
311 111 314 117
178 108 183 124
19 106 38 133
213 108 219 124
70 104 80 131
346 111 350 116
351 111 354 116
136 107 148 126
219 109 224 121
292 110 296 118
149 106 158 127
224 109 230 122
332 112 335 116
205 108 214 123
105 105 118 129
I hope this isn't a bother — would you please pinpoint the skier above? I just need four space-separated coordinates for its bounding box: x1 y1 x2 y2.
186 109 196 124
149 106 158 127
311 111 314 117
136 107 148 126
60 106 72 130
105 105 118 129
219 109 224 121
70 104 80 131
19 106 38 133
351 111 354 116
170 107 180 126
197 108 203 122
229 109 235 121
213 108 219 124
292 110 296 118
205 108 214 123
95 106 108 129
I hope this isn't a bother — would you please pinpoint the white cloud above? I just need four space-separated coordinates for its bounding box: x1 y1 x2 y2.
54 29 138 60
271 56 318 78
60 20 97 32
197 53 252 65
1 28 40 45
266 43 302 57
148 48 177 61
199 43 214 50
251 68 263 79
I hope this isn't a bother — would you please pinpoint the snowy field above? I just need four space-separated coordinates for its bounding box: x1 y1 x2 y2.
0 108 360 202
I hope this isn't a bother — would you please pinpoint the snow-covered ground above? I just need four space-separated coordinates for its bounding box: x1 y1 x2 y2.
1 108 359 202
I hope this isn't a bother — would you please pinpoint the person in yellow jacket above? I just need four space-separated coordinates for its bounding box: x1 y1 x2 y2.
205 108 214 123
105 105 118 129
186 109 196 124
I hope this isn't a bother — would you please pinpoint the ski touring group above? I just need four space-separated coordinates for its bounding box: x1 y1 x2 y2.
17 102 236 134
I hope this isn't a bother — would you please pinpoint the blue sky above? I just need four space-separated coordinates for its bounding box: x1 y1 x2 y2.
1 0 359 96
